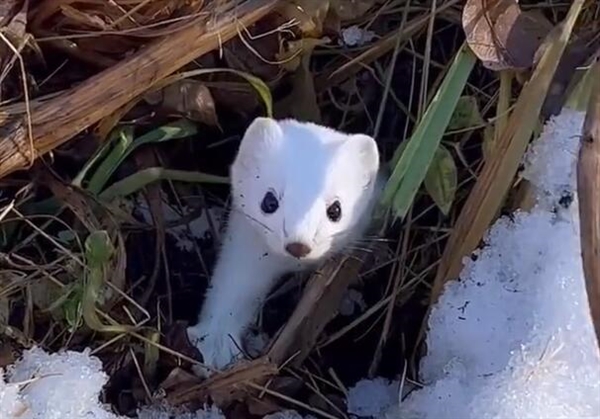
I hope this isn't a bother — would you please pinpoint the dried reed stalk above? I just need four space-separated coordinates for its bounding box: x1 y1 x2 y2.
577 59 600 350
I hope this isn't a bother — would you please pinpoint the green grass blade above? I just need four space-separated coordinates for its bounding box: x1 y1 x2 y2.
82 230 130 333
99 167 229 201
72 129 122 188
86 126 135 195
130 118 198 149
380 43 476 219
86 119 197 195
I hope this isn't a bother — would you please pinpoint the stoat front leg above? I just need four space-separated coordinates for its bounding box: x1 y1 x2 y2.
186 312 245 377
186 213 288 376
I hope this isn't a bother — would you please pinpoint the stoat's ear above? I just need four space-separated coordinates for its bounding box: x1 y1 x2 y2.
232 117 283 174
342 134 380 184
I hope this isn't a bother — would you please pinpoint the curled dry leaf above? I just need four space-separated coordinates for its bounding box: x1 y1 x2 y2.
462 0 554 71
145 80 219 126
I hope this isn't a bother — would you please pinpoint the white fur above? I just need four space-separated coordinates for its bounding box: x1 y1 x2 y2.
186 118 380 375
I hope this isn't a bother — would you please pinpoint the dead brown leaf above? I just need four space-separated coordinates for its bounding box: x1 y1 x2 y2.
463 0 554 70
144 79 219 126
209 81 262 116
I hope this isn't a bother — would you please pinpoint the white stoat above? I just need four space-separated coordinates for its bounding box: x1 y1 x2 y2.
186 117 380 375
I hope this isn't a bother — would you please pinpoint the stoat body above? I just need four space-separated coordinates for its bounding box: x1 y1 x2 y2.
186 117 380 374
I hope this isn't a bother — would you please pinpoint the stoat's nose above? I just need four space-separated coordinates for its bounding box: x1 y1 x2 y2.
285 242 311 258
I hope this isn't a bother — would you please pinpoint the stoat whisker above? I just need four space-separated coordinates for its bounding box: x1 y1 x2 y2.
329 246 373 259
351 237 392 245
228 206 274 233
343 245 375 253
356 235 393 243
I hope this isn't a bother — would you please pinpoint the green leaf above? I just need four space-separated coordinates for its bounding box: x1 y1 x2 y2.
99 167 228 201
448 96 484 131
61 284 84 332
86 119 197 195
130 118 197 149
424 145 457 215
86 126 135 195
72 129 122 188
85 230 114 267
380 43 477 219
81 230 129 334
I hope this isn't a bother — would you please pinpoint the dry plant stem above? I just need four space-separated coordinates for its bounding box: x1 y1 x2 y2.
577 59 600 350
0 0 278 179
167 358 278 406
267 251 373 367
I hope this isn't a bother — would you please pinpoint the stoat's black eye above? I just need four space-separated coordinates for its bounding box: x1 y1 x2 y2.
261 191 279 214
326 200 342 222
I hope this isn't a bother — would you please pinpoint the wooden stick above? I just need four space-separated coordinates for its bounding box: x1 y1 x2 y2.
0 0 278 179
577 58 600 350
267 251 371 367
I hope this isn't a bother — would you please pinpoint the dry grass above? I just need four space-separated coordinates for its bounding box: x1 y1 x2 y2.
0 0 599 417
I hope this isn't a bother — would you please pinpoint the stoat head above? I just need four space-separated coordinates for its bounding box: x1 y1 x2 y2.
230 117 379 263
